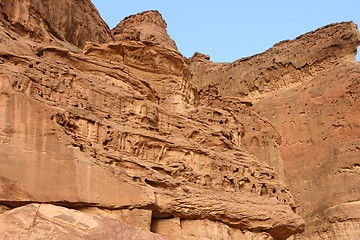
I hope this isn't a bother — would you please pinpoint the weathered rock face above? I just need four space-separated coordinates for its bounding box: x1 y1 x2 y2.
1 0 357 239
254 56 360 240
0 41 303 240
112 10 178 50
190 22 360 99
0 204 165 240
152 218 275 240
190 22 360 239
0 0 113 48
0 1 306 239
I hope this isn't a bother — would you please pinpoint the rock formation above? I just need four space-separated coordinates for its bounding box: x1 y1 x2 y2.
112 10 178 50
190 22 360 239
0 203 165 239
0 0 113 48
0 0 358 239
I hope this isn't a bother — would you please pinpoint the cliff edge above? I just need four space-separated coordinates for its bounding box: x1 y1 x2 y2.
190 21 360 239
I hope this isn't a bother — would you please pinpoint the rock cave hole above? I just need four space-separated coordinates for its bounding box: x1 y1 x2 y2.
357 46 360 62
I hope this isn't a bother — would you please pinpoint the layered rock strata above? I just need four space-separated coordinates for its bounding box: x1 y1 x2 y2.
190 22 360 239
0 1 305 239
0 0 113 48
1 0 358 239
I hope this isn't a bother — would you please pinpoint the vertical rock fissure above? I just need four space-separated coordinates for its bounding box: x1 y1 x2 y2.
357 46 360 61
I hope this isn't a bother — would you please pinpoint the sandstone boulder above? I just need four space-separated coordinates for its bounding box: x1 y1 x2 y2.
0 204 165 240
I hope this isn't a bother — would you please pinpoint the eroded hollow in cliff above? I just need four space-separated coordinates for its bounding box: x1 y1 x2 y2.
357 46 360 61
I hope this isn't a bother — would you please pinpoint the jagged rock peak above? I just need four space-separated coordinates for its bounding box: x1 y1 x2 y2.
190 52 211 61
123 10 168 28
112 10 178 50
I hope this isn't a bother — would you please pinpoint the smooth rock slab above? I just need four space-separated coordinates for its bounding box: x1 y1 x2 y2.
0 204 166 240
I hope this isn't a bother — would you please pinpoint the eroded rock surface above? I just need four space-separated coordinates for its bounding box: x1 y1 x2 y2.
0 0 113 48
0 1 305 239
112 10 178 50
190 22 360 239
1 0 358 239
0 204 165 240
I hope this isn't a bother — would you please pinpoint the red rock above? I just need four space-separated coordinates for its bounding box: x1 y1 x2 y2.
8 0 360 239
190 21 360 239
112 10 178 50
0 0 113 48
0 204 165 240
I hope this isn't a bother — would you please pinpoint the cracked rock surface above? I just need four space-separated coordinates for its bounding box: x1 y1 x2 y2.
190 21 360 240
0 204 165 240
0 0 359 239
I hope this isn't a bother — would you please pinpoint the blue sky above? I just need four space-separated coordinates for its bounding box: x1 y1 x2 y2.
91 1 360 62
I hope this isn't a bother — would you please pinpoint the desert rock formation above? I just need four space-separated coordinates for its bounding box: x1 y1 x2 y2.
0 203 165 239
190 22 360 239
112 10 178 50
0 0 113 48
0 0 358 239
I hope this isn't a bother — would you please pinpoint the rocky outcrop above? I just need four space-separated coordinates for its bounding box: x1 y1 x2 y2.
254 57 360 240
1 0 358 239
189 22 360 99
112 10 178 50
0 1 305 240
0 33 303 240
0 0 113 48
152 218 275 240
190 22 360 239
0 204 165 240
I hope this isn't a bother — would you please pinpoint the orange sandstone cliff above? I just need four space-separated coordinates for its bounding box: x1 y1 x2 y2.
190 22 360 239
0 0 358 239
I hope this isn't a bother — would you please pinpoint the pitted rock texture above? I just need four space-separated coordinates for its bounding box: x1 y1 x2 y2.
1 0 358 239
254 59 360 240
0 1 305 240
190 22 360 239
0 36 303 240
